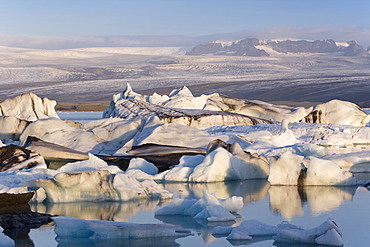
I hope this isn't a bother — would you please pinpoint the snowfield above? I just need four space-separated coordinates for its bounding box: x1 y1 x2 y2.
0 45 369 105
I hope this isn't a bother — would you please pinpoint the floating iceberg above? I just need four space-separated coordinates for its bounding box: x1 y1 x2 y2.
29 169 172 203
0 92 59 121
273 219 343 246
212 220 277 240
52 216 193 240
155 192 243 222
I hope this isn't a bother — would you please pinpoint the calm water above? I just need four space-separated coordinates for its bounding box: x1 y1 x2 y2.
24 181 370 246
17 112 368 246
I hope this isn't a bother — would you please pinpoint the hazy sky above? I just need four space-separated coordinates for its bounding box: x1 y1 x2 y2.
0 0 369 48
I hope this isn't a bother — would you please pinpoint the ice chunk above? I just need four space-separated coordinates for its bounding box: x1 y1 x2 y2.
52 216 192 240
0 116 29 140
268 151 304 185
226 220 277 240
29 170 172 203
304 157 357 186
273 219 343 246
126 157 158 175
0 92 59 121
56 153 121 174
204 94 312 123
0 226 14 246
155 192 242 222
303 99 370 127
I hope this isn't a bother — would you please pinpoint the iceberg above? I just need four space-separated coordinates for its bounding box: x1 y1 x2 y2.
273 219 343 246
29 169 172 203
204 94 312 123
303 99 370 127
0 92 59 121
0 116 29 140
52 216 193 240
155 192 243 222
225 220 277 240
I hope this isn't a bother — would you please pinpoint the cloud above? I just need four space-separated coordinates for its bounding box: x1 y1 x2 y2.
0 26 369 50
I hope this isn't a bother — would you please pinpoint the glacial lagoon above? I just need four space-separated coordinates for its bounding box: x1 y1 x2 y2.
26 180 370 246
11 111 370 246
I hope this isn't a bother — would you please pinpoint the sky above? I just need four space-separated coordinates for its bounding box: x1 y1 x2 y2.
0 0 369 48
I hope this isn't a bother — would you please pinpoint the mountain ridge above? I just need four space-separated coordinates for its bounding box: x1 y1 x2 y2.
186 38 370 57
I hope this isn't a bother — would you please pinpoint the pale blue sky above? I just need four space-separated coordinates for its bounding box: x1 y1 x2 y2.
1 0 369 36
0 0 369 48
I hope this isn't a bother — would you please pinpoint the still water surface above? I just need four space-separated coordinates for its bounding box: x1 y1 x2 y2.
26 180 370 246
20 112 370 246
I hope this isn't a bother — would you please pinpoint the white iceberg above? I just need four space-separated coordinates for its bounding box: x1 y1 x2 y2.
273 219 343 246
303 156 357 186
52 216 193 240
29 169 172 203
155 192 243 222
306 99 370 127
268 151 304 185
225 220 277 240
0 92 59 121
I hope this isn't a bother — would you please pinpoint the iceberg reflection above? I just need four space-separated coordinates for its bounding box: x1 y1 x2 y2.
269 185 356 220
31 199 169 222
162 179 269 203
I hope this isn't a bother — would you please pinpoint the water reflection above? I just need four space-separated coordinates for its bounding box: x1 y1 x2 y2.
161 179 270 204
56 236 183 247
269 185 356 220
31 199 171 222
26 180 362 246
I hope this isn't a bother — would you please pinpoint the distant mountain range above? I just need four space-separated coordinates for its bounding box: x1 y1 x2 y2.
186 38 370 57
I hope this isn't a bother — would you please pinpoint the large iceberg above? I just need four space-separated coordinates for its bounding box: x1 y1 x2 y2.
103 84 369 126
155 192 243 222
29 168 172 203
303 99 370 126
0 92 59 121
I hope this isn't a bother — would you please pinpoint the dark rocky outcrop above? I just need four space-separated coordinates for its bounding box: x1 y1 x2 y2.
267 39 337 53
186 38 269 57
0 144 44 171
343 40 369 56
185 42 224 55
186 38 368 57
0 192 53 245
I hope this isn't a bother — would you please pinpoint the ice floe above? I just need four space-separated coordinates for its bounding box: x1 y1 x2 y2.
273 219 343 246
211 218 343 246
155 192 243 222
52 216 193 240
